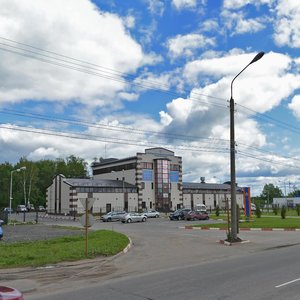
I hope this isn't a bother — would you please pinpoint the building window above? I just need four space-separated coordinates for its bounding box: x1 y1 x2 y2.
154 159 170 211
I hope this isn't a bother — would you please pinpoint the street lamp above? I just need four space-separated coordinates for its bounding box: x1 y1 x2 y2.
9 166 26 220
229 51 264 241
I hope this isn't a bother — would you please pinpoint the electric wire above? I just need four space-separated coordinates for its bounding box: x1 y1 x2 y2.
0 124 229 154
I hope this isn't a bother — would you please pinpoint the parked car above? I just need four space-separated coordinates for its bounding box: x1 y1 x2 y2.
38 205 46 212
195 204 207 212
169 208 191 220
251 203 256 212
27 204 35 211
101 211 127 222
0 286 24 299
121 212 147 223
185 210 209 221
0 219 3 240
2 207 13 214
16 205 27 213
144 210 160 218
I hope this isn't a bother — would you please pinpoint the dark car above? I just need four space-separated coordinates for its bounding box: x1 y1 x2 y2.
185 210 209 221
169 208 191 221
0 220 3 240
3 207 13 214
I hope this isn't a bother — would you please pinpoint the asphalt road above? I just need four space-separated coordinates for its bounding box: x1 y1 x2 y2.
3 214 300 299
28 241 300 300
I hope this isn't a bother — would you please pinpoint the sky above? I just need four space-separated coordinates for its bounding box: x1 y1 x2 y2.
1 0 300 195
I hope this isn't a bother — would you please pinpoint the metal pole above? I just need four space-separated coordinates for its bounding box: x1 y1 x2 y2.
229 51 264 241
9 170 14 221
85 198 88 257
230 96 237 240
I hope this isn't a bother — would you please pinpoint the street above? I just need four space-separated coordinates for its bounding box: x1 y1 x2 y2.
9 215 298 299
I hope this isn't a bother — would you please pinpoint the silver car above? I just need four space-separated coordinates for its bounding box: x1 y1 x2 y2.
144 210 160 218
121 212 147 223
101 211 127 222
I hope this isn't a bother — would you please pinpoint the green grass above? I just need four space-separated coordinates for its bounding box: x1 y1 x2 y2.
193 216 300 229
0 230 129 268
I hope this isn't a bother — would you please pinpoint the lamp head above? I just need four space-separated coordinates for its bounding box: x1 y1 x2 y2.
250 51 264 64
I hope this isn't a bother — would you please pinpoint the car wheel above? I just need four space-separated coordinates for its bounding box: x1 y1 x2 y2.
155 214 159 218
206 216 209 220
178 216 182 221
107 218 112 222
127 219 132 223
142 217 146 222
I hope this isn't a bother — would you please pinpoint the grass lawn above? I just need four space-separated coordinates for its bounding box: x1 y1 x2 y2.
0 230 129 268
192 216 300 229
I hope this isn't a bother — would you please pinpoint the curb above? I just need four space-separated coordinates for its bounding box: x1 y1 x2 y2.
122 237 132 254
185 226 300 231
219 239 250 246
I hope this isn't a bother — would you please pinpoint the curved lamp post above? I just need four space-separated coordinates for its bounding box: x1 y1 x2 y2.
9 166 26 220
230 52 264 241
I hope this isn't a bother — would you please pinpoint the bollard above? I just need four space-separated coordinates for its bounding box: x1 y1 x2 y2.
0 286 23 299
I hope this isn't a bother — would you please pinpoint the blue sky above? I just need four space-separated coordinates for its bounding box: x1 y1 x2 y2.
1 0 300 195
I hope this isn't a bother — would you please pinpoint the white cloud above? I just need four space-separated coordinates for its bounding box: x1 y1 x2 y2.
172 0 197 10
167 33 216 59
273 0 300 48
221 10 266 36
147 0 165 16
223 0 274 10
288 95 300 119
183 51 300 113
0 0 155 108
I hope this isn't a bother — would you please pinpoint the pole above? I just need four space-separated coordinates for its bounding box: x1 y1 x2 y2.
230 95 237 240
85 198 88 257
9 170 14 221
229 51 264 241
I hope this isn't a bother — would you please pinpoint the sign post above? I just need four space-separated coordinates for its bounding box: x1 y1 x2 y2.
79 198 95 257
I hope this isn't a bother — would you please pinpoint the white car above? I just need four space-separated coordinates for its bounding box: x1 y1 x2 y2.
121 213 147 223
16 205 27 213
251 203 256 211
144 210 160 218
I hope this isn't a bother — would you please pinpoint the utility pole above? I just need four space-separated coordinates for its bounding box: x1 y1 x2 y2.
229 52 264 241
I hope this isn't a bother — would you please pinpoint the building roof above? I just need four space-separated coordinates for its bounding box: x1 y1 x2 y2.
183 182 243 192
63 178 136 188
91 156 137 168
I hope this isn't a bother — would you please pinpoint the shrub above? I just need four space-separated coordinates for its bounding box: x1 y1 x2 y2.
255 205 262 218
215 205 220 217
281 205 287 219
296 205 300 216
273 204 278 215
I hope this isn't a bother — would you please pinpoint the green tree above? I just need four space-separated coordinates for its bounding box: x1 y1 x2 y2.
288 189 300 197
260 184 283 205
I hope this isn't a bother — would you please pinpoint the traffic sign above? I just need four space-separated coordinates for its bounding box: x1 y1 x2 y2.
79 198 95 211
79 213 94 228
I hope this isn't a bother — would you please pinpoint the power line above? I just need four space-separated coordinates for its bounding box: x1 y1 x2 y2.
0 108 229 145
0 124 229 154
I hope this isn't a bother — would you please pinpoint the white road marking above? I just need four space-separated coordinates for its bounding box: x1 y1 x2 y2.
275 278 300 288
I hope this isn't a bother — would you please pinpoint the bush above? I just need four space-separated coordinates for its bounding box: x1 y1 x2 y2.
255 205 262 218
215 206 220 217
273 204 278 215
281 205 287 219
296 204 300 216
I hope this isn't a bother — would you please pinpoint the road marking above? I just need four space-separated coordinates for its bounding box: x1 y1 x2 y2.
275 278 300 288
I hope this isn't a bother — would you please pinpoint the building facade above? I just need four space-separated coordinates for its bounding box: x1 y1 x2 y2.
46 175 138 214
92 148 183 212
46 148 245 214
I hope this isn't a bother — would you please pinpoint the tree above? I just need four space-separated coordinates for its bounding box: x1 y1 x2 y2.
260 184 283 204
288 189 300 198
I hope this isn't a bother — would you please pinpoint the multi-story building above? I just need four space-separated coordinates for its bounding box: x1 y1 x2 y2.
92 148 183 212
46 147 245 214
